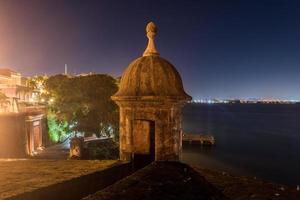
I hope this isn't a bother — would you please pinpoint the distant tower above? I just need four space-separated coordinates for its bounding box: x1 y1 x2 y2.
112 22 191 165
64 64 68 75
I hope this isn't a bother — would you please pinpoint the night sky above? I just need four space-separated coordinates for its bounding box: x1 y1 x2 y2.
0 0 300 100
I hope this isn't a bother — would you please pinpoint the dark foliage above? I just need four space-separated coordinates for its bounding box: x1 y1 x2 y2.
45 74 119 138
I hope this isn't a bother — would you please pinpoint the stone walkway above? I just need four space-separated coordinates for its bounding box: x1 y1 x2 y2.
83 162 228 200
0 160 120 200
33 142 70 160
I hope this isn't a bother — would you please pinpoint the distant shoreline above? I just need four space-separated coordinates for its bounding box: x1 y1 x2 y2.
188 102 300 105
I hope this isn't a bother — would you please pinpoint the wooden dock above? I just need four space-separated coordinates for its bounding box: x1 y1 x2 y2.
182 133 215 145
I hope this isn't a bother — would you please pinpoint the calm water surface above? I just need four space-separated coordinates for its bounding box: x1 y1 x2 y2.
181 104 300 186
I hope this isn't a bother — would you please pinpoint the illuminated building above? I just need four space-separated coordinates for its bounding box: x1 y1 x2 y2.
0 68 47 157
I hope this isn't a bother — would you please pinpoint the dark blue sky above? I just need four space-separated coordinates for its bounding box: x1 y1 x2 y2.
0 0 299 100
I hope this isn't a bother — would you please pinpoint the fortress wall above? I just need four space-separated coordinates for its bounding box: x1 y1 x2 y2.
0 113 27 158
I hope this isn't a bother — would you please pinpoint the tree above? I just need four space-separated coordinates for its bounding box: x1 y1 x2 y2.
26 75 48 90
45 74 119 139
47 111 70 142
26 75 48 102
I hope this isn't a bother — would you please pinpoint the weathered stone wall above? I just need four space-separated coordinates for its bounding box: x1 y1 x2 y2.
0 113 27 158
0 112 48 158
70 137 84 158
118 101 185 162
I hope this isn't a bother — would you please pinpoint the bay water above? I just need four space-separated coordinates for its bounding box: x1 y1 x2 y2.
182 103 300 186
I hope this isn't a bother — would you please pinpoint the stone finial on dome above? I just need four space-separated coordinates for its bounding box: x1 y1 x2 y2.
143 22 160 57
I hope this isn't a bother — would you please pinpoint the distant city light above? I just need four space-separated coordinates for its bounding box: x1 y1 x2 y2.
190 99 300 104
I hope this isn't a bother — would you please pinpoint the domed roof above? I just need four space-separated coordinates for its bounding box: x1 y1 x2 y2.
112 22 191 101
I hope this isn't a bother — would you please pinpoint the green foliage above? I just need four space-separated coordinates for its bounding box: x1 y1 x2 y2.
45 74 119 138
26 75 48 90
47 111 70 142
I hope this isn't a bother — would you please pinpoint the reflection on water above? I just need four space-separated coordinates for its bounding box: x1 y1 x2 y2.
182 104 300 186
182 144 246 175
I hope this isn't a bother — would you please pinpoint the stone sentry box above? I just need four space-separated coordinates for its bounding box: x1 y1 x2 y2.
112 22 191 164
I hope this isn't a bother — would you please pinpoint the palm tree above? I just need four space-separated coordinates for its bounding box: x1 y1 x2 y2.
0 92 10 112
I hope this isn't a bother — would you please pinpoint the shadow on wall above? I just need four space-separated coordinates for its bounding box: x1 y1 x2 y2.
0 112 48 158
0 113 27 158
7 162 133 200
